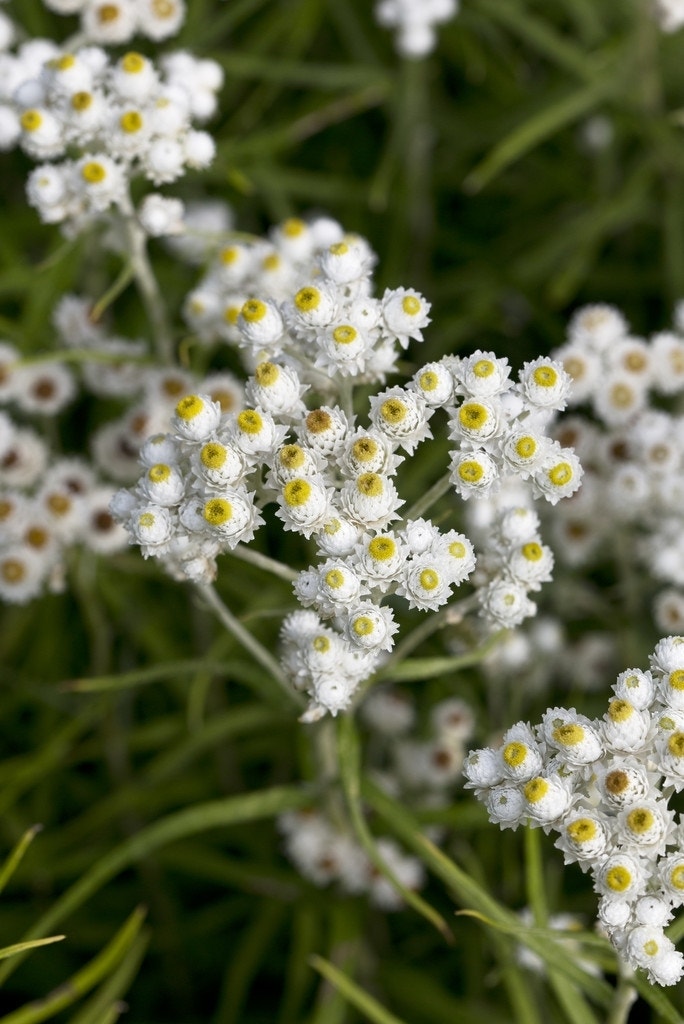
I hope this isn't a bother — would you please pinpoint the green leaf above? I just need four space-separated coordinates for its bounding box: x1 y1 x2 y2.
0 785 311 986
0 937 65 963
0 907 145 1024
336 715 452 942
309 956 408 1024
463 73 619 193
0 826 43 897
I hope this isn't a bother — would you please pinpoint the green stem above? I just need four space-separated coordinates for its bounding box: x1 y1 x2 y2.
403 471 452 520
194 583 302 707
119 201 174 364
229 544 298 583
606 972 638 1024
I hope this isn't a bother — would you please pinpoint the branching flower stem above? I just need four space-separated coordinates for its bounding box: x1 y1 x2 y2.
119 197 174 365
403 471 452 521
195 583 303 707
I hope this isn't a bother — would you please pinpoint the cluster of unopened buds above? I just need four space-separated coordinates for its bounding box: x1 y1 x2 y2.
464 636 684 985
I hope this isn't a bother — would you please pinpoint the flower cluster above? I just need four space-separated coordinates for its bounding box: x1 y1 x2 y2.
653 0 684 32
464 636 684 985
278 808 424 910
6 45 219 226
374 0 459 58
551 303 684 620
43 0 186 45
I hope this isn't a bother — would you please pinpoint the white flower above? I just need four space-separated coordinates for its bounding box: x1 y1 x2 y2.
138 193 184 236
369 386 432 454
276 476 334 538
449 448 499 500
478 577 536 628
381 287 431 347
397 558 452 611
343 603 398 652
339 473 403 529
531 447 583 504
456 351 511 398
172 393 222 442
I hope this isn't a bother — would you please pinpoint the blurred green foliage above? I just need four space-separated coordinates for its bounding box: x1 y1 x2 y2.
2 0 684 1021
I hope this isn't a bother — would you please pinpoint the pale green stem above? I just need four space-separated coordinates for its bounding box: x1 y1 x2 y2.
403 471 453 521
380 594 479 669
229 543 298 583
119 199 174 364
195 583 303 707
338 378 355 424
606 972 637 1024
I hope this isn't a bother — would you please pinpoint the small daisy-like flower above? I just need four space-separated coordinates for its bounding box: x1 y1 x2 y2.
246 362 306 419
0 545 47 604
499 430 551 478
409 360 455 407
456 351 511 398
381 287 431 348
232 407 287 458
531 447 583 505
172 393 222 442
238 298 284 350
498 723 543 782
397 559 452 612
449 398 503 447
297 406 350 458
341 430 404 478
276 476 333 538
522 775 574 827
568 304 628 350
343 603 398 652
129 503 175 557
340 473 403 529
518 358 571 411
369 386 432 454
616 799 675 855
449 448 499 500
479 577 536 629
200 488 263 547
505 540 554 592
191 438 246 489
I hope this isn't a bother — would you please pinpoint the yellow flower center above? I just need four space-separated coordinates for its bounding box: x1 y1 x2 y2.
449 541 466 558
295 287 320 312
312 635 330 653
515 436 537 459
607 699 634 723
279 445 305 470
98 4 122 24
47 494 71 516
669 670 684 691
459 403 488 430
352 616 374 637
176 395 204 421
524 777 549 803
1 559 25 583
282 217 305 237
71 91 93 111
148 463 171 483
643 940 659 957
552 723 584 747
152 0 175 17
548 462 572 487
368 536 396 560
255 362 279 386
473 359 495 377
521 542 543 562
325 569 344 590
220 246 239 265
138 512 155 528
237 409 263 435
306 409 332 434
203 498 232 526
262 253 280 271
458 461 484 483
502 742 527 768
357 473 383 497
241 299 267 323
122 52 145 74
419 568 440 591
56 54 76 70
332 325 357 345
606 866 632 892
532 365 558 388
20 110 43 132
626 808 654 835
283 479 312 507
402 295 421 316
201 443 227 470
670 865 684 890
81 161 107 184
353 438 379 463
120 110 143 133
567 818 597 843
381 399 407 424
419 370 438 391
667 732 684 758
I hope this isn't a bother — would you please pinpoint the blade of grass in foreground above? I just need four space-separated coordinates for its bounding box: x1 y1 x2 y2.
0 907 145 1024
0 785 311 986
310 956 408 1024
0 825 42 896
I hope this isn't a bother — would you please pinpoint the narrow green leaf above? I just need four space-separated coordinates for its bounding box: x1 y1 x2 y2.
0 785 310 985
218 53 388 91
67 934 149 1024
463 74 618 193
309 956 408 1024
0 937 65 963
0 826 43 897
337 715 452 942
0 907 146 1024
630 974 684 1024
63 659 236 693
363 779 613 1008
